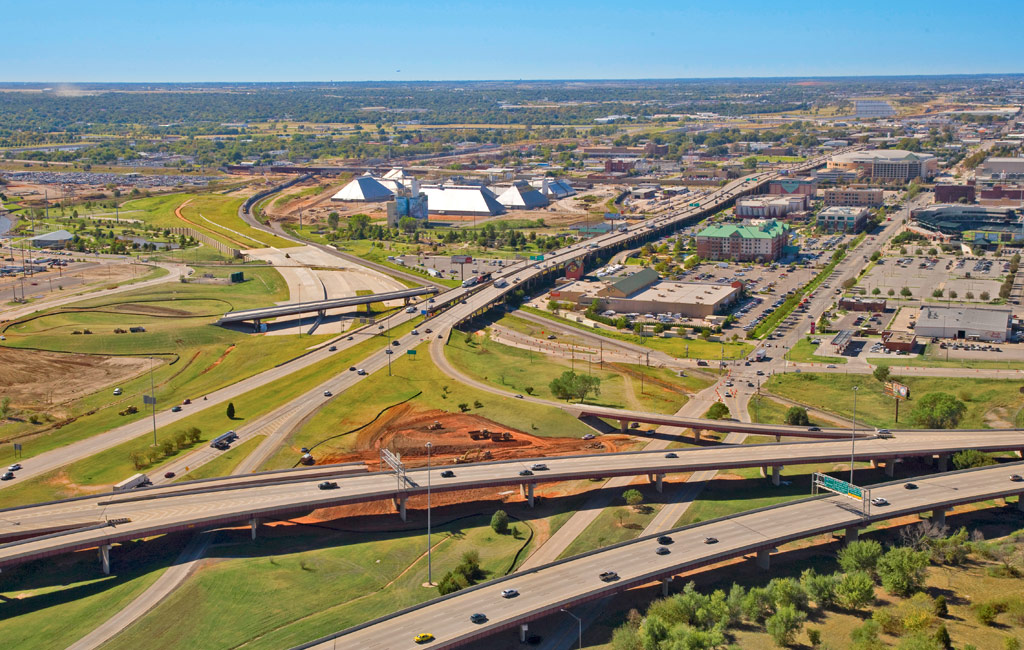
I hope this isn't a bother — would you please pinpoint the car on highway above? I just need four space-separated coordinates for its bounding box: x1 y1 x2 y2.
385 349 393 355
171 405 182 412
599 571 619 582
113 387 122 396
470 613 487 624
876 429 893 438
349 366 356 371
318 481 339 490
414 633 434 643
904 482 918 490
665 452 678 459
1011 474 1023 482
1 471 13 481
164 471 176 479
547 334 556 340
425 328 433 334
807 427 821 432
501 588 519 598
514 394 523 399
657 535 673 545
871 497 889 506
391 340 401 346
8 464 21 472
826 364 837 369
582 434 596 440
347 336 354 341
756 370 765 376
531 463 548 471
703 537 718 544
323 390 332 397
518 469 533 476
440 470 455 478
328 345 337 351
656 546 670 555
412 329 419 335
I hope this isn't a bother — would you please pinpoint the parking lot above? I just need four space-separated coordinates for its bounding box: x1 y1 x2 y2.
860 254 1006 301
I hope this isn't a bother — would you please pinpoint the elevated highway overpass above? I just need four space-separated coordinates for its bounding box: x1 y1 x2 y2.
1 429 1022 571
215 287 438 326
296 462 1024 650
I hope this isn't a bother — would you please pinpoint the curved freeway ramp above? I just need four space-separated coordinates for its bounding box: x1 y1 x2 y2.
295 462 1024 650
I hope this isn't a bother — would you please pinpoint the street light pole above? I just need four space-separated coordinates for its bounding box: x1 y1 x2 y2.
426 441 433 586
850 385 859 485
560 608 582 649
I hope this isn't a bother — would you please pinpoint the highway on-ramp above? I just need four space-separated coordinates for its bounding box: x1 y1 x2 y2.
297 462 1024 650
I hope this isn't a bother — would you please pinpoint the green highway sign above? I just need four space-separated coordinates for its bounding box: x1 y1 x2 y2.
820 474 863 500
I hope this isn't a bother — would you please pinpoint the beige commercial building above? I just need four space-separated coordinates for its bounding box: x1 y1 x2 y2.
824 187 884 207
827 150 938 181
549 268 740 318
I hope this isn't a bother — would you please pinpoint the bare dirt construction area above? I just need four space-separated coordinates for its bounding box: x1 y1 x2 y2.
0 347 150 407
318 404 627 469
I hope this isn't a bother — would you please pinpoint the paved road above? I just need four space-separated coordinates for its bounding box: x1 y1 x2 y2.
298 463 1024 650
4 430 1023 569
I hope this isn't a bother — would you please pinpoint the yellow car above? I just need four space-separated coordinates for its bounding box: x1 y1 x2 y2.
414 633 435 644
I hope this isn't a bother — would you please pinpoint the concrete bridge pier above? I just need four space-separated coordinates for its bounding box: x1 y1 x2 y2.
885 459 898 477
845 527 860 544
620 420 629 434
393 495 408 522
1018 495 1024 513
649 473 665 493
930 508 947 528
250 516 259 541
99 544 111 575
662 576 674 597
520 483 535 507
936 454 949 473
756 549 771 571
692 429 701 443
771 465 782 487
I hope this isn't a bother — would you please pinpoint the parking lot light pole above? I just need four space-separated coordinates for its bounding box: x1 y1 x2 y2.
850 385 859 485
426 441 433 586
560 608 582 649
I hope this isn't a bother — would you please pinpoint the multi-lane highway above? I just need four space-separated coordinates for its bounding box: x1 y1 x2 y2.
2 429 1022 569
297 462 1024 650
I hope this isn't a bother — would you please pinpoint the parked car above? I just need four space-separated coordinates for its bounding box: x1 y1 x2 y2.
113 387 122 396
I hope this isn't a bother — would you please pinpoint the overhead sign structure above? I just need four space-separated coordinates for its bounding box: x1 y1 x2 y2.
812 472 870 514
884 381 910 400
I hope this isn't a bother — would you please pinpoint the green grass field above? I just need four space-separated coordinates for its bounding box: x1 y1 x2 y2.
519 307 753 360
272 342 596 469
766 372 1024 430
557 485 664 559
786 338 847 364
103 515 526 650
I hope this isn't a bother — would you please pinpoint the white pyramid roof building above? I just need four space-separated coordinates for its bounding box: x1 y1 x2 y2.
421 184 506 216
496 180 550 210
331 173 394 202
531 178 576 199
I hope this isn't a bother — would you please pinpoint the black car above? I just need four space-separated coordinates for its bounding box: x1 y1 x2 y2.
470 613 487 624
318 481 339 490
665 452 678 459
1 472 14 481
329 345 337 352
657 535 674 545
1011 474 1023 482
349 366 357 371
392 340 401 346
807 426 821 432
904 482 918 490
703 536 718 544
164 471 176 479
440 470 455 478
519 469 534 476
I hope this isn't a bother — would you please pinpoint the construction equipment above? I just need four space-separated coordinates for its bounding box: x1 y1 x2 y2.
453 448 492 464
427 421 443 431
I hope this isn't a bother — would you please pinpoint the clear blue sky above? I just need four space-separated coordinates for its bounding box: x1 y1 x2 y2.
6 0 1020 82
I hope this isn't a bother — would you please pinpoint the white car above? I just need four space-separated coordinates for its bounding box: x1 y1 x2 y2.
501 588 519 598
113 388 123 396
871 497 889 506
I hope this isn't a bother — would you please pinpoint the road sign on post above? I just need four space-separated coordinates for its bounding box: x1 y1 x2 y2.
812 472 869 514
142 395 157 405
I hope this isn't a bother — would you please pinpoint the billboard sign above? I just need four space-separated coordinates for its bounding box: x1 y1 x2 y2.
884 380 910 400
451 255 472 264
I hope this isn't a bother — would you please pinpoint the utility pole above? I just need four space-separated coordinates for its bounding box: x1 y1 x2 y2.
149 357 158 447
426 441 433 586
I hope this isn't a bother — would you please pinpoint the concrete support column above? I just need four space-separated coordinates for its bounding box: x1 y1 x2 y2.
250 516 259 541
526 483 535 508
654 473 664 493
520 625 529 643
885 459 897 478
397 495 407 522
620 419 628 434
662 577 673 597
692 429 700 443
771 465 782 487
1018 495 1024 513
756 549 771 571
775 434 782 443
937 455 949 473
845 527 860 544
931 508 946 528
99 544 111 575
